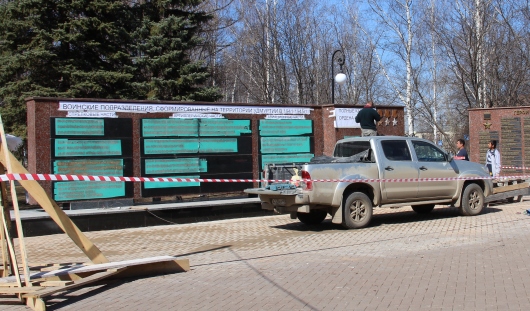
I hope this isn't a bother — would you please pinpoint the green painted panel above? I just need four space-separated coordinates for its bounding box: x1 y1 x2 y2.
199 119 251 136
145 158 207 174
144 138 238 154
55 118 105 136
199 138 238 153
260 137 309 154
261 153 314 166
142 119 198 137
54 181 125 201
259 120 312 136
144 139 199 154
54 159 123 175
55 139 122 157
144 176 200 189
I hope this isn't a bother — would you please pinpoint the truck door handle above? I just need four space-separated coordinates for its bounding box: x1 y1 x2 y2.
385 166 394 171
419 166 428 170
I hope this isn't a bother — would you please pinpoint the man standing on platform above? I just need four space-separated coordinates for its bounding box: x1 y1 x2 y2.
454 139 469 161
355 101 381 136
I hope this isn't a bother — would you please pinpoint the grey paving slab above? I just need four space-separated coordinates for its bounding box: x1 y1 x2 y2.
2 199 530 310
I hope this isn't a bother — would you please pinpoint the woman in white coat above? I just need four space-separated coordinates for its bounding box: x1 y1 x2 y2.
485 140 501 177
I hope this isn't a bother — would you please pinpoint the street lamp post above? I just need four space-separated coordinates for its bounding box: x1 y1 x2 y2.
331 49 347 104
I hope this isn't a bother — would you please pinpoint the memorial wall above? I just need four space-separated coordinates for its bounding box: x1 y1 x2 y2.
26 98 404 206
468 107 530 176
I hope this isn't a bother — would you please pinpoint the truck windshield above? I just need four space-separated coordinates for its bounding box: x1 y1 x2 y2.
334 141 371 157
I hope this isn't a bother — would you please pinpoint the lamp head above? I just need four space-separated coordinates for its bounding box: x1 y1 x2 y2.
334 73 347 85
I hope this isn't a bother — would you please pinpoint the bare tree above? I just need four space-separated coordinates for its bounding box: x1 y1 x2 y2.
364 0 417 135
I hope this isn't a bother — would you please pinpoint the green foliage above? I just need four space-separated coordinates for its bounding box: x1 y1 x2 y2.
0 0 220 138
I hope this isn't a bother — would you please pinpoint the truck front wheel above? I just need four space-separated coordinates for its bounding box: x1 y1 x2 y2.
342 192 373 229
459 183 485 216
297 210 327 225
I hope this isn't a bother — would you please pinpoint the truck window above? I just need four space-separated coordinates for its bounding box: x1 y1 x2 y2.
381 140 412 161
412 141 446 162
333 141 371 157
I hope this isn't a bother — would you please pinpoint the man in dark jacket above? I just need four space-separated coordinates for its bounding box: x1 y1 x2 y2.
355 101 381 136
454 139 469 161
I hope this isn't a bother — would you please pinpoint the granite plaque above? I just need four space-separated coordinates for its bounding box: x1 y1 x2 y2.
145 158 207 174
501 117 523 173
55 118 104 136
53 159 123 176
259 120 313 136
143 138 238 154
199 119 251 136
199 138 238 153
54 181 125 201
54 139 122 157
260 137 310 154
144 139 198 154
142 119 198 137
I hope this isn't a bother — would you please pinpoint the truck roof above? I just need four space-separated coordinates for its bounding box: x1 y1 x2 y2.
336 136 435 145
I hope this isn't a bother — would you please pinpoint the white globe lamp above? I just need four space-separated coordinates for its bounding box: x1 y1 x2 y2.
334 73 347 85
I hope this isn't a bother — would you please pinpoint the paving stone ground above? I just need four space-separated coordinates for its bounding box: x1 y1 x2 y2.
3 199 530 310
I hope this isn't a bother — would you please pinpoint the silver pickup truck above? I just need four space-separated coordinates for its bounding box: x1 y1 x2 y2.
245 136 493 229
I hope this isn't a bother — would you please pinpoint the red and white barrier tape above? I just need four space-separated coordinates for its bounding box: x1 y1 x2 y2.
501 166 530 170
1 173 529 184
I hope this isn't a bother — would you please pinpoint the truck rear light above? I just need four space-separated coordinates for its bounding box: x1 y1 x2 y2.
301 170 313 191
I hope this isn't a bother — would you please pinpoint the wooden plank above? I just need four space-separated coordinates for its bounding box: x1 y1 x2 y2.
39 280 74 287
26 297 46 311
0 167 12 277
108 259 190 280
0 286 43 294
492 182 529 194
0 202 9 278
0 148 109 265
0 256 184 283
485 188 530 203
0 116 31 287
0 187 21 287
23 268 125 299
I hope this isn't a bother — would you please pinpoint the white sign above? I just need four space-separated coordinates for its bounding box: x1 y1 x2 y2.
59 101 312 115
66 111 117 118
265 115 305 120
334 108 361 128
170 113 224 119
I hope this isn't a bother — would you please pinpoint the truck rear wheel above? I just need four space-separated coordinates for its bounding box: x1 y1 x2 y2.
411 204 435 214
297 210 327 225
342 192 373 229
459 183 485 216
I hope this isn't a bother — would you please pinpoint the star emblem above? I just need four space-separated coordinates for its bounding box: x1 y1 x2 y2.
392 118 398 126
483 122 492 129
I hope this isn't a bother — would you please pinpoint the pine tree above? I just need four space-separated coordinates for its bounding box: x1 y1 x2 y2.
130 0 220 101
0 0 220 137
0 0 61 137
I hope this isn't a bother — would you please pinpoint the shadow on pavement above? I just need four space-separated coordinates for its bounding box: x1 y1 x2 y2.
273 206 504 232
46 281 125 311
